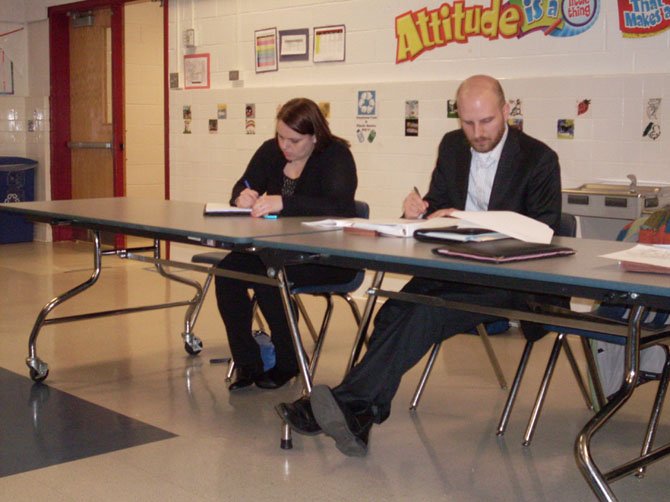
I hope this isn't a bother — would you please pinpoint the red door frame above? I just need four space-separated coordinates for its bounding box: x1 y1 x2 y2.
48 0 126 241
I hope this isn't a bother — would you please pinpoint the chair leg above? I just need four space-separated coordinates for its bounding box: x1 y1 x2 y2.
475 323 507 389
409 342 443 411
307 296 334 378
636 348 670 478
497 340 534 436
522 333 565 446
581 337 607 411
294 295 320 344
562 338 594 410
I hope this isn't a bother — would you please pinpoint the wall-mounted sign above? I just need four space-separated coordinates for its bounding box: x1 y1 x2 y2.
618 0 670 38
184 53 210 89
255 27 278 73
395 0 600 64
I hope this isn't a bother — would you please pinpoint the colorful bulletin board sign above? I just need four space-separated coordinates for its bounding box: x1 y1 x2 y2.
255 27 278 73
618 0 670 37
183 53 210 89
395 0 600 63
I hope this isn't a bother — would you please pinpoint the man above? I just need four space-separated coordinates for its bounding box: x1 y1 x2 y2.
276 75 562 456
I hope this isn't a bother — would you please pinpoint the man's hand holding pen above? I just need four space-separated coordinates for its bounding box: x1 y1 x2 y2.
403 186 429 219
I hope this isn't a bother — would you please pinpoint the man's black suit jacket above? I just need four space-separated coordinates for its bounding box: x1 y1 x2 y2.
421 127 563 340
423 127 562 233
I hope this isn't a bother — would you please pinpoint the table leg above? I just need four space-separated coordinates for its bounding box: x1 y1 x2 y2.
26 231 104 382
574 304 645 501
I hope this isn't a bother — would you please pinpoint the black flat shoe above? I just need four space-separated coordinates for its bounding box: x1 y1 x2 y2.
255 367 298 390
275 397 322 436
228 368 257 391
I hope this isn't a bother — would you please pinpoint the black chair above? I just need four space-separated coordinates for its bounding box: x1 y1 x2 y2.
407 214 578 411
188 200 370 380
499 213 670 460
495 213 581 438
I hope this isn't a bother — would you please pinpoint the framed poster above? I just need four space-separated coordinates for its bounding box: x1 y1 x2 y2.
183 53 210 89
279 28 309 62
313 25 346 63
255 27 278 73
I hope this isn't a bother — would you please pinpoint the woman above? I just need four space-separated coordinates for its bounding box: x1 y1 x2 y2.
215 98 358 391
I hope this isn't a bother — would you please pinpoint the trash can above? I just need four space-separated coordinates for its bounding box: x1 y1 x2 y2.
0 156 37 243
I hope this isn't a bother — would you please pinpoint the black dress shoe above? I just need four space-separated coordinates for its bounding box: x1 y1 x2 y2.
310 385 373 457
254 367 298 390
228 368 257 391
275 397 322 436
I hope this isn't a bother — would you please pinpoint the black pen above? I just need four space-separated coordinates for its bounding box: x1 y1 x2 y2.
413 186 426 219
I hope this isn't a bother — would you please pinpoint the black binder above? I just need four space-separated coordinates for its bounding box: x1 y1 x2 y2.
432 239 575 264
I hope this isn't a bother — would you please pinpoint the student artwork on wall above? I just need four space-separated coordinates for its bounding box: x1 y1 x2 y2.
447 100 458 118
507 98 523 131
255 28 278 73
313 25 346 63
184 53 210 89
183 105 192 134
279 28 309 62
577 98 592 117
318 102 331 119
217 104 227 119
245 103 256 134
209 119 218 133
405 100 418 136
643 98 662 141
557 119 575 139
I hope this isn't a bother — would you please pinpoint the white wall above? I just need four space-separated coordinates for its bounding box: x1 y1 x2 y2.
167 0 670 222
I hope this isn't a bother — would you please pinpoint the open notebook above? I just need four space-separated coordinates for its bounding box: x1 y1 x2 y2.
203 203 252 216
432 239 575 264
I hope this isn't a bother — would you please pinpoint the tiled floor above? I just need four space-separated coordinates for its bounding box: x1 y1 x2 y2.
1 240 669 501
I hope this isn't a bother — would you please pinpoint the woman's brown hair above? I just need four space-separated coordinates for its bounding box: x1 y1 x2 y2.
276 98 349 152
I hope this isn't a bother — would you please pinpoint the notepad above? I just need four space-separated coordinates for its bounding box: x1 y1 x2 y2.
432 240 575 264
203 203 252 216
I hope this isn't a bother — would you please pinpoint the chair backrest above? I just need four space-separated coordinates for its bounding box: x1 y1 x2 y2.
355 200 370 219
558 213 577 238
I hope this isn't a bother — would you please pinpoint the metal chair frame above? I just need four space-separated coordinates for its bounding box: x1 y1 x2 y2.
409 214 579 411
188 201 370 381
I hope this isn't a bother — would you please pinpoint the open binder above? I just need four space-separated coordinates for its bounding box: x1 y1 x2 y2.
432 239 575 264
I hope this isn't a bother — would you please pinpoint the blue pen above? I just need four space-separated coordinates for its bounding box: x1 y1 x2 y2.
243 179 252 190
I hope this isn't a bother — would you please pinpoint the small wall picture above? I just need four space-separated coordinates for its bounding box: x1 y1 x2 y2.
557 119 574 139
447 100 458 118
209 119 218 133
217 104 227 120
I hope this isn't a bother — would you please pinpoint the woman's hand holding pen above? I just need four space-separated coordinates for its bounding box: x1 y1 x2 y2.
236 188 259 208
251 194 283 217
403 186 429 219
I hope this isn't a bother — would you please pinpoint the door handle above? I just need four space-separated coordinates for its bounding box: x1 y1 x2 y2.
67 141 113 149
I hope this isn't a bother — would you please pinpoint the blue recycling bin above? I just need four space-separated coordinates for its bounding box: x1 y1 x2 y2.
0 156 37 244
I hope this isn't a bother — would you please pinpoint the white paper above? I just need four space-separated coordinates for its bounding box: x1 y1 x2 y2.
451 210 554 244
601 244 670 268
302 217 450 237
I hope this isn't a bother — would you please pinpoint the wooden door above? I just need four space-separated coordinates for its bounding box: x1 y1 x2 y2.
69 8 115 200
49 2 125 245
